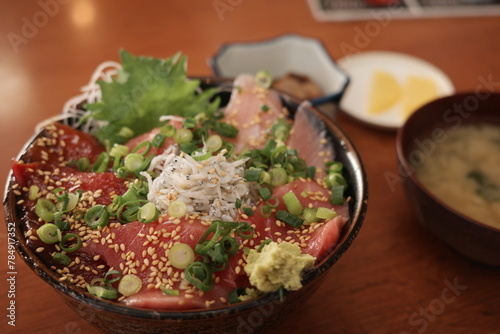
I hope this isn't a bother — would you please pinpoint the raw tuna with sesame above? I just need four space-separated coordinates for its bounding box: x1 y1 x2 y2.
9 54 351 311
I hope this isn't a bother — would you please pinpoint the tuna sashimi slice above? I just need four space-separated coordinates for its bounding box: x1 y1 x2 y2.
79 218 249 309
22 122 105 166
223 74 288 154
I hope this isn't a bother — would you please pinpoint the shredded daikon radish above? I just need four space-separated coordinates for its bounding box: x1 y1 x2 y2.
37 61 122 133
143 147 254 222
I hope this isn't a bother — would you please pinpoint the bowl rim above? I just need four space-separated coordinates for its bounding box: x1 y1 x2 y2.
3 77 368 320
396 91 500 233
209 33 351 106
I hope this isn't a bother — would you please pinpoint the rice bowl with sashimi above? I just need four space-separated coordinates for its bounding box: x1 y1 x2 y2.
4 51 367 333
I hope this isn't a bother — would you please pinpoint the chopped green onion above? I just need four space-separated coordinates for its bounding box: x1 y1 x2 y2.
76 157 90 171
104 270 123 285
161 286 179 296
124 153 145 173
327 161 343 173
316 207 337 220
228 287 247 304
257 239 273 252
275 210 304 229
271 146 288 166
302 207 319 225
168 243 195 269
59 233 82 253
272 118 291 141
35 198 56 222
191 148 212 161
260 205 272 218
132 141 152 156
307 166 316 180
109 144 130 158
242 207 254 216
283 191 303 216
206 135 223 152
185 262 213 292
118 127 134 140
152 133 167 148
37 223 60 244
260 171 271 184
160 124 176 137
244 168 262 182
261 139 277 158
92 152 110 173
270 167 288 186
330 185 345 205
84 205 110 229
255 70 272 89
212 122 239 138
183 117 197 129
258 185 272 201
87 285 118 299
325 172 347 189
66 192 81 212
53 211 70 231
221 141 235 158
173 128 193 144
235 222 254 240
118 274 142 296
219 236 239 258
168 200 187 218
137 202 159 224
28 185 39 201
52 252 71 266
266 196 280 208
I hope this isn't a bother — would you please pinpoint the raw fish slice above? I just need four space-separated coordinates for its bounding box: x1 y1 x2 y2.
223 74 287 153
79 218 248 309
22 122 105 166
287 105 335 179
243 179 348 261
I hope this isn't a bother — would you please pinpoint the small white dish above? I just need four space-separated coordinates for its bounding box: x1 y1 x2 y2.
210 34 350 106
337 51 455 130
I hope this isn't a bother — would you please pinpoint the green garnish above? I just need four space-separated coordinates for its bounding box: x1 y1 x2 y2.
283 191 303 216
37 223 60 244
35 198 56 222
59 233 82 253
52 252 71 266
185 262 213 292
275 210 304 228
118 274 142 297
85 50 220 147
84 205 110 229
168 243 195 269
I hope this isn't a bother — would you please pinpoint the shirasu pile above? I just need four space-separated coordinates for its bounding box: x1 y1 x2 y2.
142 145 253 222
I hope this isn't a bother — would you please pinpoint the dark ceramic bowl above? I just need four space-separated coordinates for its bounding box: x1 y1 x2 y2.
396 92 500 266
3 78 368 334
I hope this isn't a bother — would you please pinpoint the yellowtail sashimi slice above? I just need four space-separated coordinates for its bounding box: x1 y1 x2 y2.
287 105 335 179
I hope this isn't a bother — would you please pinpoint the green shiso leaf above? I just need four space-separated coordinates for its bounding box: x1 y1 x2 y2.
85 50 219 147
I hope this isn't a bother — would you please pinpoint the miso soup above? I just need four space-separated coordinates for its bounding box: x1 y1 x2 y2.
415 123 500 229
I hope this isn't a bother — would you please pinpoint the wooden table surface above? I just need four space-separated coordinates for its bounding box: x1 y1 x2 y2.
1 1 499 333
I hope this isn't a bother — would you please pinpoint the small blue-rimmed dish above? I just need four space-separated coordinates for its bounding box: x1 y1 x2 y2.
210 34 350 107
